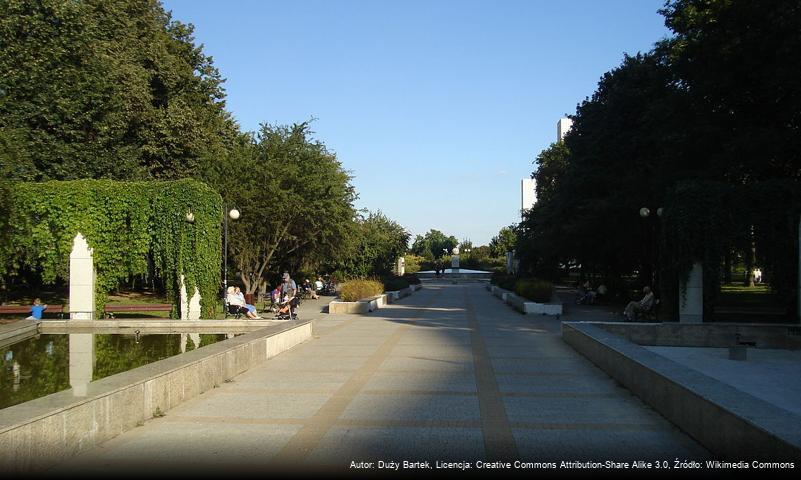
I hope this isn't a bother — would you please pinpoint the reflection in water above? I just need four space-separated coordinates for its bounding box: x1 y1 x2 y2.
0 332 238 409
69 334 93 396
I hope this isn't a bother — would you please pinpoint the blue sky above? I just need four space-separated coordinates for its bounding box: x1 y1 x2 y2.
162 0 671 245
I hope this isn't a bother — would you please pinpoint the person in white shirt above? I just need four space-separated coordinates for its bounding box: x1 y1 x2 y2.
623 286 655 321
226 286 259 319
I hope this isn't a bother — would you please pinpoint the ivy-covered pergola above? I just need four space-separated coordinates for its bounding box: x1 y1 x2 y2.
1 179 222 318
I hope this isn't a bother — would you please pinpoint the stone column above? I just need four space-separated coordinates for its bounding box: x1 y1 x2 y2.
396 257 405 276
179 274 202 320
679 262 703 323
69 233 95 320
69 333 94 396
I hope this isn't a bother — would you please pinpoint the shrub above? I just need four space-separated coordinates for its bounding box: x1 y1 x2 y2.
381 275 410 292
402 273 421 285
491 272 517 291
514 278 554 303
403 254 424 274
339 279 384 302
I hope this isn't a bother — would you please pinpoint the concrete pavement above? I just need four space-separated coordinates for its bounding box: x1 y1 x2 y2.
50 282 708 476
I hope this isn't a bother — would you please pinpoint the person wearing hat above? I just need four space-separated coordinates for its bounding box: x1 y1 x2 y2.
280 272 297 299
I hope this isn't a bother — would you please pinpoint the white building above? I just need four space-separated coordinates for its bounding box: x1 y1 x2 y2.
557 117 573 141
521 178 536 218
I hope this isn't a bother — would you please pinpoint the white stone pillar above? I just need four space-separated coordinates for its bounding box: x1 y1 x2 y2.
179 274 202 320
69 333 94 396
180 275 188 320
680 262 703 323
69 233 95 320
396 257 405 276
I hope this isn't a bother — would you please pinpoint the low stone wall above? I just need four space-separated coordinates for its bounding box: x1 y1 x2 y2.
592 321 801 349
487 285 563 316
0 319 39 348
562 321 801 460
0 321 312 473
39 319 292 335
328 284 421 315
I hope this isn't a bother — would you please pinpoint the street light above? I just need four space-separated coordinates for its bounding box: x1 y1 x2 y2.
223 206 240 301
639 206 663 291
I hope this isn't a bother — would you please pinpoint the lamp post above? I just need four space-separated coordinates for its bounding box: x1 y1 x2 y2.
223 206 240 302
639 207 663 290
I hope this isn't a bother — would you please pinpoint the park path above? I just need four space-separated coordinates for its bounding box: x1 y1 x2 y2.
52 282 707 475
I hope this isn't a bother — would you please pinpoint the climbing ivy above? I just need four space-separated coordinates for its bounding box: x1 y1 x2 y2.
3 179 221 317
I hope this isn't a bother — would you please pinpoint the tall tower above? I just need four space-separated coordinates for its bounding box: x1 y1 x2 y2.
557 117 573 142
521 178 536 218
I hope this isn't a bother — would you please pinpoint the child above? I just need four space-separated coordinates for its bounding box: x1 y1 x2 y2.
27 298 48 320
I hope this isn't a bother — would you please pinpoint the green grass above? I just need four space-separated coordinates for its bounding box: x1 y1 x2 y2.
717 283 777 307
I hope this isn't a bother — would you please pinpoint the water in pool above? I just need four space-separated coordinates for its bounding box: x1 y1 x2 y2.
1 332 238 409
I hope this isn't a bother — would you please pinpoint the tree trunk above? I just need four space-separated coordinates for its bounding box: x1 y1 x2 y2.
744 227 756 288
723 248 732 284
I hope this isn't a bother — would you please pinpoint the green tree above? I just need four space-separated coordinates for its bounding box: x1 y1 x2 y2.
519 53 688 283
411 230 458 259
659 0 801 184
532 141 569 206
218 122 357 295
340 211 410 278
0 0 237 181
489 225 517 257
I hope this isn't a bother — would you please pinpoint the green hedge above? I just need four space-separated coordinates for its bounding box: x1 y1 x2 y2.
491 272 517 291
402 273 421 285
514 278 554 303
3 179 221 317
339 279 384 302
381 275 410 292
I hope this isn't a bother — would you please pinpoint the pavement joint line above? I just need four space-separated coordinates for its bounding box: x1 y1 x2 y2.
464 287 520 461
493 371 601 377
159 415 664 431
268 287 444 466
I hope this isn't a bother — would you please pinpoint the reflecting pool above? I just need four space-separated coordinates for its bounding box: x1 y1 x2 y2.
0 332 238 409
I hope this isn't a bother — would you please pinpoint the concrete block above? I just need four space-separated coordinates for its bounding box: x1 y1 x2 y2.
562 321 801 460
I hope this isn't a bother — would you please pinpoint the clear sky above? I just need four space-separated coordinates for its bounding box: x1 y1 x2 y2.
161 0 671 246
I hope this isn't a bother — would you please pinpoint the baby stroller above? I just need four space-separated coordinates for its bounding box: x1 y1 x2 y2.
274 294 298 320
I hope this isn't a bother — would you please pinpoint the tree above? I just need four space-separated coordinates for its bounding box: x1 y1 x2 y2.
518 52 689 284
532 141 570 206
0 0 237 181
489 225 517 258
216 122 357 294
411 230 459 259
659 0 801 184
339 211 410 279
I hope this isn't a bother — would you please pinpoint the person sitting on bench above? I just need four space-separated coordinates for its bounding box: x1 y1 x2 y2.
226 287 259 319
26 298 48 320
623 286 655 321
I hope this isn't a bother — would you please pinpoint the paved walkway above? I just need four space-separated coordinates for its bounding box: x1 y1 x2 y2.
52 282 707 475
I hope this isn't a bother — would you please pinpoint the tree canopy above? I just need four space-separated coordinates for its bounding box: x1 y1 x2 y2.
209 122 357 294
410 230 459 260
338 211 410 279
0 0 237 181
518 0 800 318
